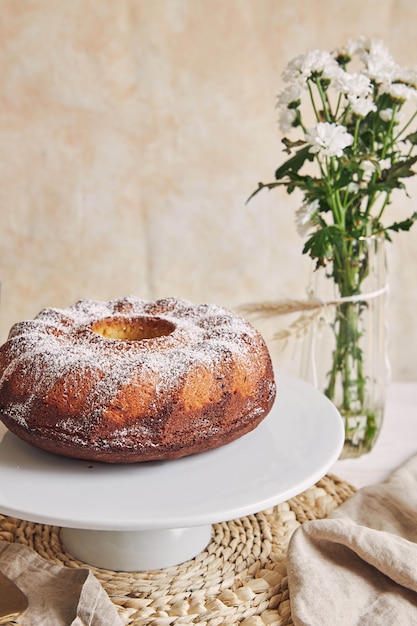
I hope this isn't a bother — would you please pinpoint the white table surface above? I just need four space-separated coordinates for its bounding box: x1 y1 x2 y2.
332 382 417 488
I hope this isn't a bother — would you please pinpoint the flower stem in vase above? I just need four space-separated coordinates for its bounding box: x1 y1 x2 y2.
319 238 385 457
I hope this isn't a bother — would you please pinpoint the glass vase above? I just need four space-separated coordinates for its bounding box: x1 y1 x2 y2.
300 235 390 459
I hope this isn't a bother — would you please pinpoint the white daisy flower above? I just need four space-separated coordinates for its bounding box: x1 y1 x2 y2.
282 50 340 83
333 71 372 98
277 83 305 107
380 82 417 103
278 108 297 133
305 122 354 157
295 199 319 236
348 96 377 117
393 65 417 89
360 39 397 83
378 107 403 123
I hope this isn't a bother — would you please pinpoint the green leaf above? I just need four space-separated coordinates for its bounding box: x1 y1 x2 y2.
282 137 306 153
404 132 417 145
302 225 343 263
332 168 355 190
387 211 417 233
245 181 283 204
383 156 417 182
275 145 314 181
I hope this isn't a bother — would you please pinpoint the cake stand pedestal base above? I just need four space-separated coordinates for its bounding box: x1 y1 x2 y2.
61 524 213 571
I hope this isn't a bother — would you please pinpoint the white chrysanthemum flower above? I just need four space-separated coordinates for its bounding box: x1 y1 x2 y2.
305 122 354 157
360 39 397 83
295 199 319 236
365 57 397 83
345 37 365 56
380 82 417 103
393 65 417 89
333 71 372 98
379 107 403 123
278 108 297 133
348 95 377 117
334 36 369 60
379 108 393 122
282 50 340 83
277 83 305 106
359 37 389 55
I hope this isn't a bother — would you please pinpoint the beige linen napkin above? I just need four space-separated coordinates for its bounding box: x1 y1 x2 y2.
287 454 417 625
0 541 124 625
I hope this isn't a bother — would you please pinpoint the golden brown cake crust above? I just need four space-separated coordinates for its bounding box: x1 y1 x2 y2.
0 297 276 463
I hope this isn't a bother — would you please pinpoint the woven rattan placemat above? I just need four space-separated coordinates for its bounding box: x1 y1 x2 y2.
0 474 355 626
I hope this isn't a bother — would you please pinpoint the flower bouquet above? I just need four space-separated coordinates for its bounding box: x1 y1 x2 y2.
250 38 417 456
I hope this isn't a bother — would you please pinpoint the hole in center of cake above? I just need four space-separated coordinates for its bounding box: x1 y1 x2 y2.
92 316 176 341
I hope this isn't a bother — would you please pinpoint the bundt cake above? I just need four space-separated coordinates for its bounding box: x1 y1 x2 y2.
0 296 276 463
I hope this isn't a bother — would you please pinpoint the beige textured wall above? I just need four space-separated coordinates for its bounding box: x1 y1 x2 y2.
1 0 416 380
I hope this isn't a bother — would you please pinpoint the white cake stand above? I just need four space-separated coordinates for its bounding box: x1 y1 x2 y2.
0 373 344 571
